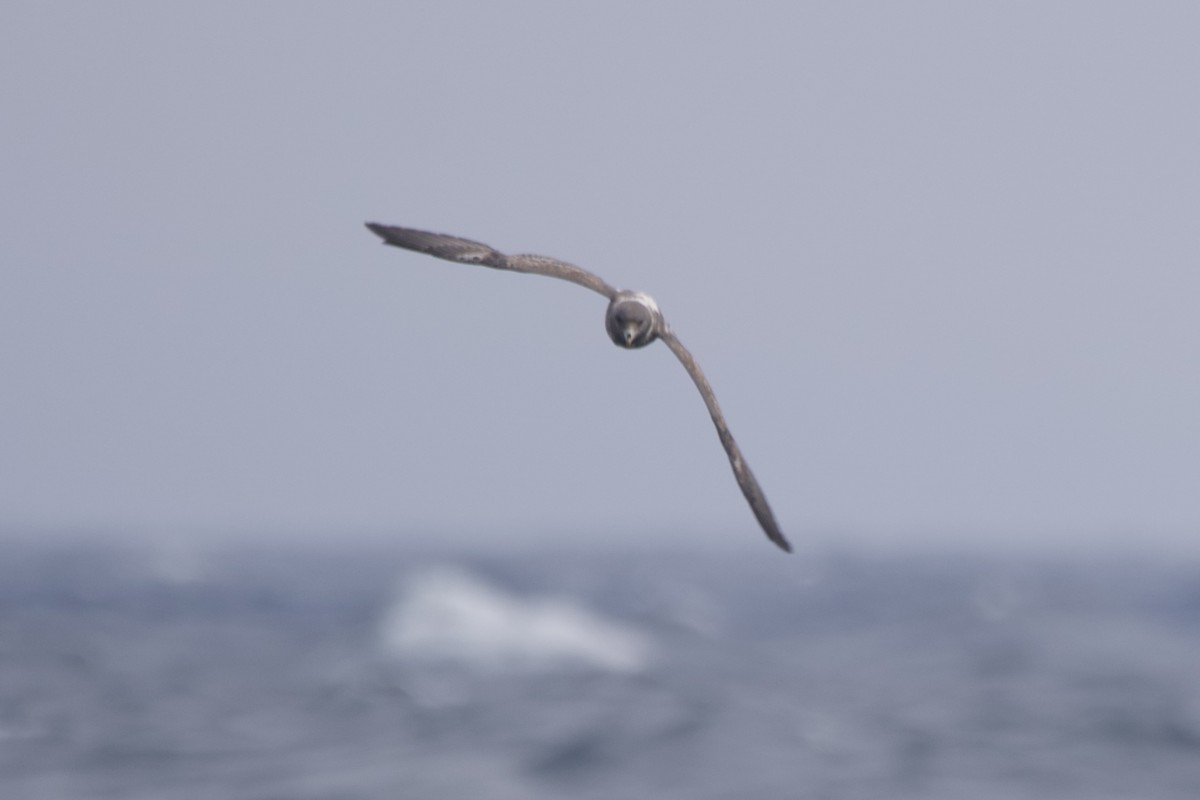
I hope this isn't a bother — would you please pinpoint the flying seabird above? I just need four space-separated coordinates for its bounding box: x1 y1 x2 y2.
365 223 792 553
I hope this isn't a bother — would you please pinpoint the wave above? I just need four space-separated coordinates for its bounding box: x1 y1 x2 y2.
378 566 651 673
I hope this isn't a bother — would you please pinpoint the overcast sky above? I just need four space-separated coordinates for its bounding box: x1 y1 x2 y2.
2 2 1197 554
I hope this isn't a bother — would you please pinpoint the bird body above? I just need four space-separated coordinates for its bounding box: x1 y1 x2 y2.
365 222 791 553
605 291 662 349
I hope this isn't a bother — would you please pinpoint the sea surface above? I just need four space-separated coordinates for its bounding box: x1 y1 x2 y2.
2 539 1199 799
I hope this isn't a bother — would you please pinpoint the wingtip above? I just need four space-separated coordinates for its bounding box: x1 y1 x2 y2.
364 221 387 239
773 534 794 554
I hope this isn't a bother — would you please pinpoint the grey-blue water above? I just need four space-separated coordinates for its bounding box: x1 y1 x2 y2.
2 540 1199 799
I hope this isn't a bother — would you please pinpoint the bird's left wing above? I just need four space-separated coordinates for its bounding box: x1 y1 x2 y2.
659 329 792 553
365 223 617 300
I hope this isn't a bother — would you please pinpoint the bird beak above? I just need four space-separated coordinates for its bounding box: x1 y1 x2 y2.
623 326 636 346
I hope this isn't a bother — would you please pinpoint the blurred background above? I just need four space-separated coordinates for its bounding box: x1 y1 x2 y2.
2 2 1198 798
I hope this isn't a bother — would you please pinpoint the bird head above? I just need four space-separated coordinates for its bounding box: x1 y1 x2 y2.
605 291 662 349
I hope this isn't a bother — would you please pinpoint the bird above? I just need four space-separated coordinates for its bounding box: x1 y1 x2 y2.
364 222 791 553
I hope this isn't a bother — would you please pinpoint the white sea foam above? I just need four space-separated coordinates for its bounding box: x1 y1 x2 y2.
378 566 651 673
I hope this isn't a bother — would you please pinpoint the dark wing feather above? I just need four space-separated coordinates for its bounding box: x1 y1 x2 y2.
659 329 792 553
365 223 616 299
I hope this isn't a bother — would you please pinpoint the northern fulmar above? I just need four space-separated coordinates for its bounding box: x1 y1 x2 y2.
365 223 791 553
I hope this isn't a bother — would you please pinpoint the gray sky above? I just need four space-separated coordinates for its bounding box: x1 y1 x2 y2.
2 2 1198 554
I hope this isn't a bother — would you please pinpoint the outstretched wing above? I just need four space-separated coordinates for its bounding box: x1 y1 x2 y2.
659 329 792 553
365 223 617 300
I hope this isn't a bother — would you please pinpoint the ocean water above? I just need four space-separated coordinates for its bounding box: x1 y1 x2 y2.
2 540 1199 799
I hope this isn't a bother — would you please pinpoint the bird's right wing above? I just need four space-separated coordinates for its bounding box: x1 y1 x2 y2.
659 329 792 553
365 223 617 300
